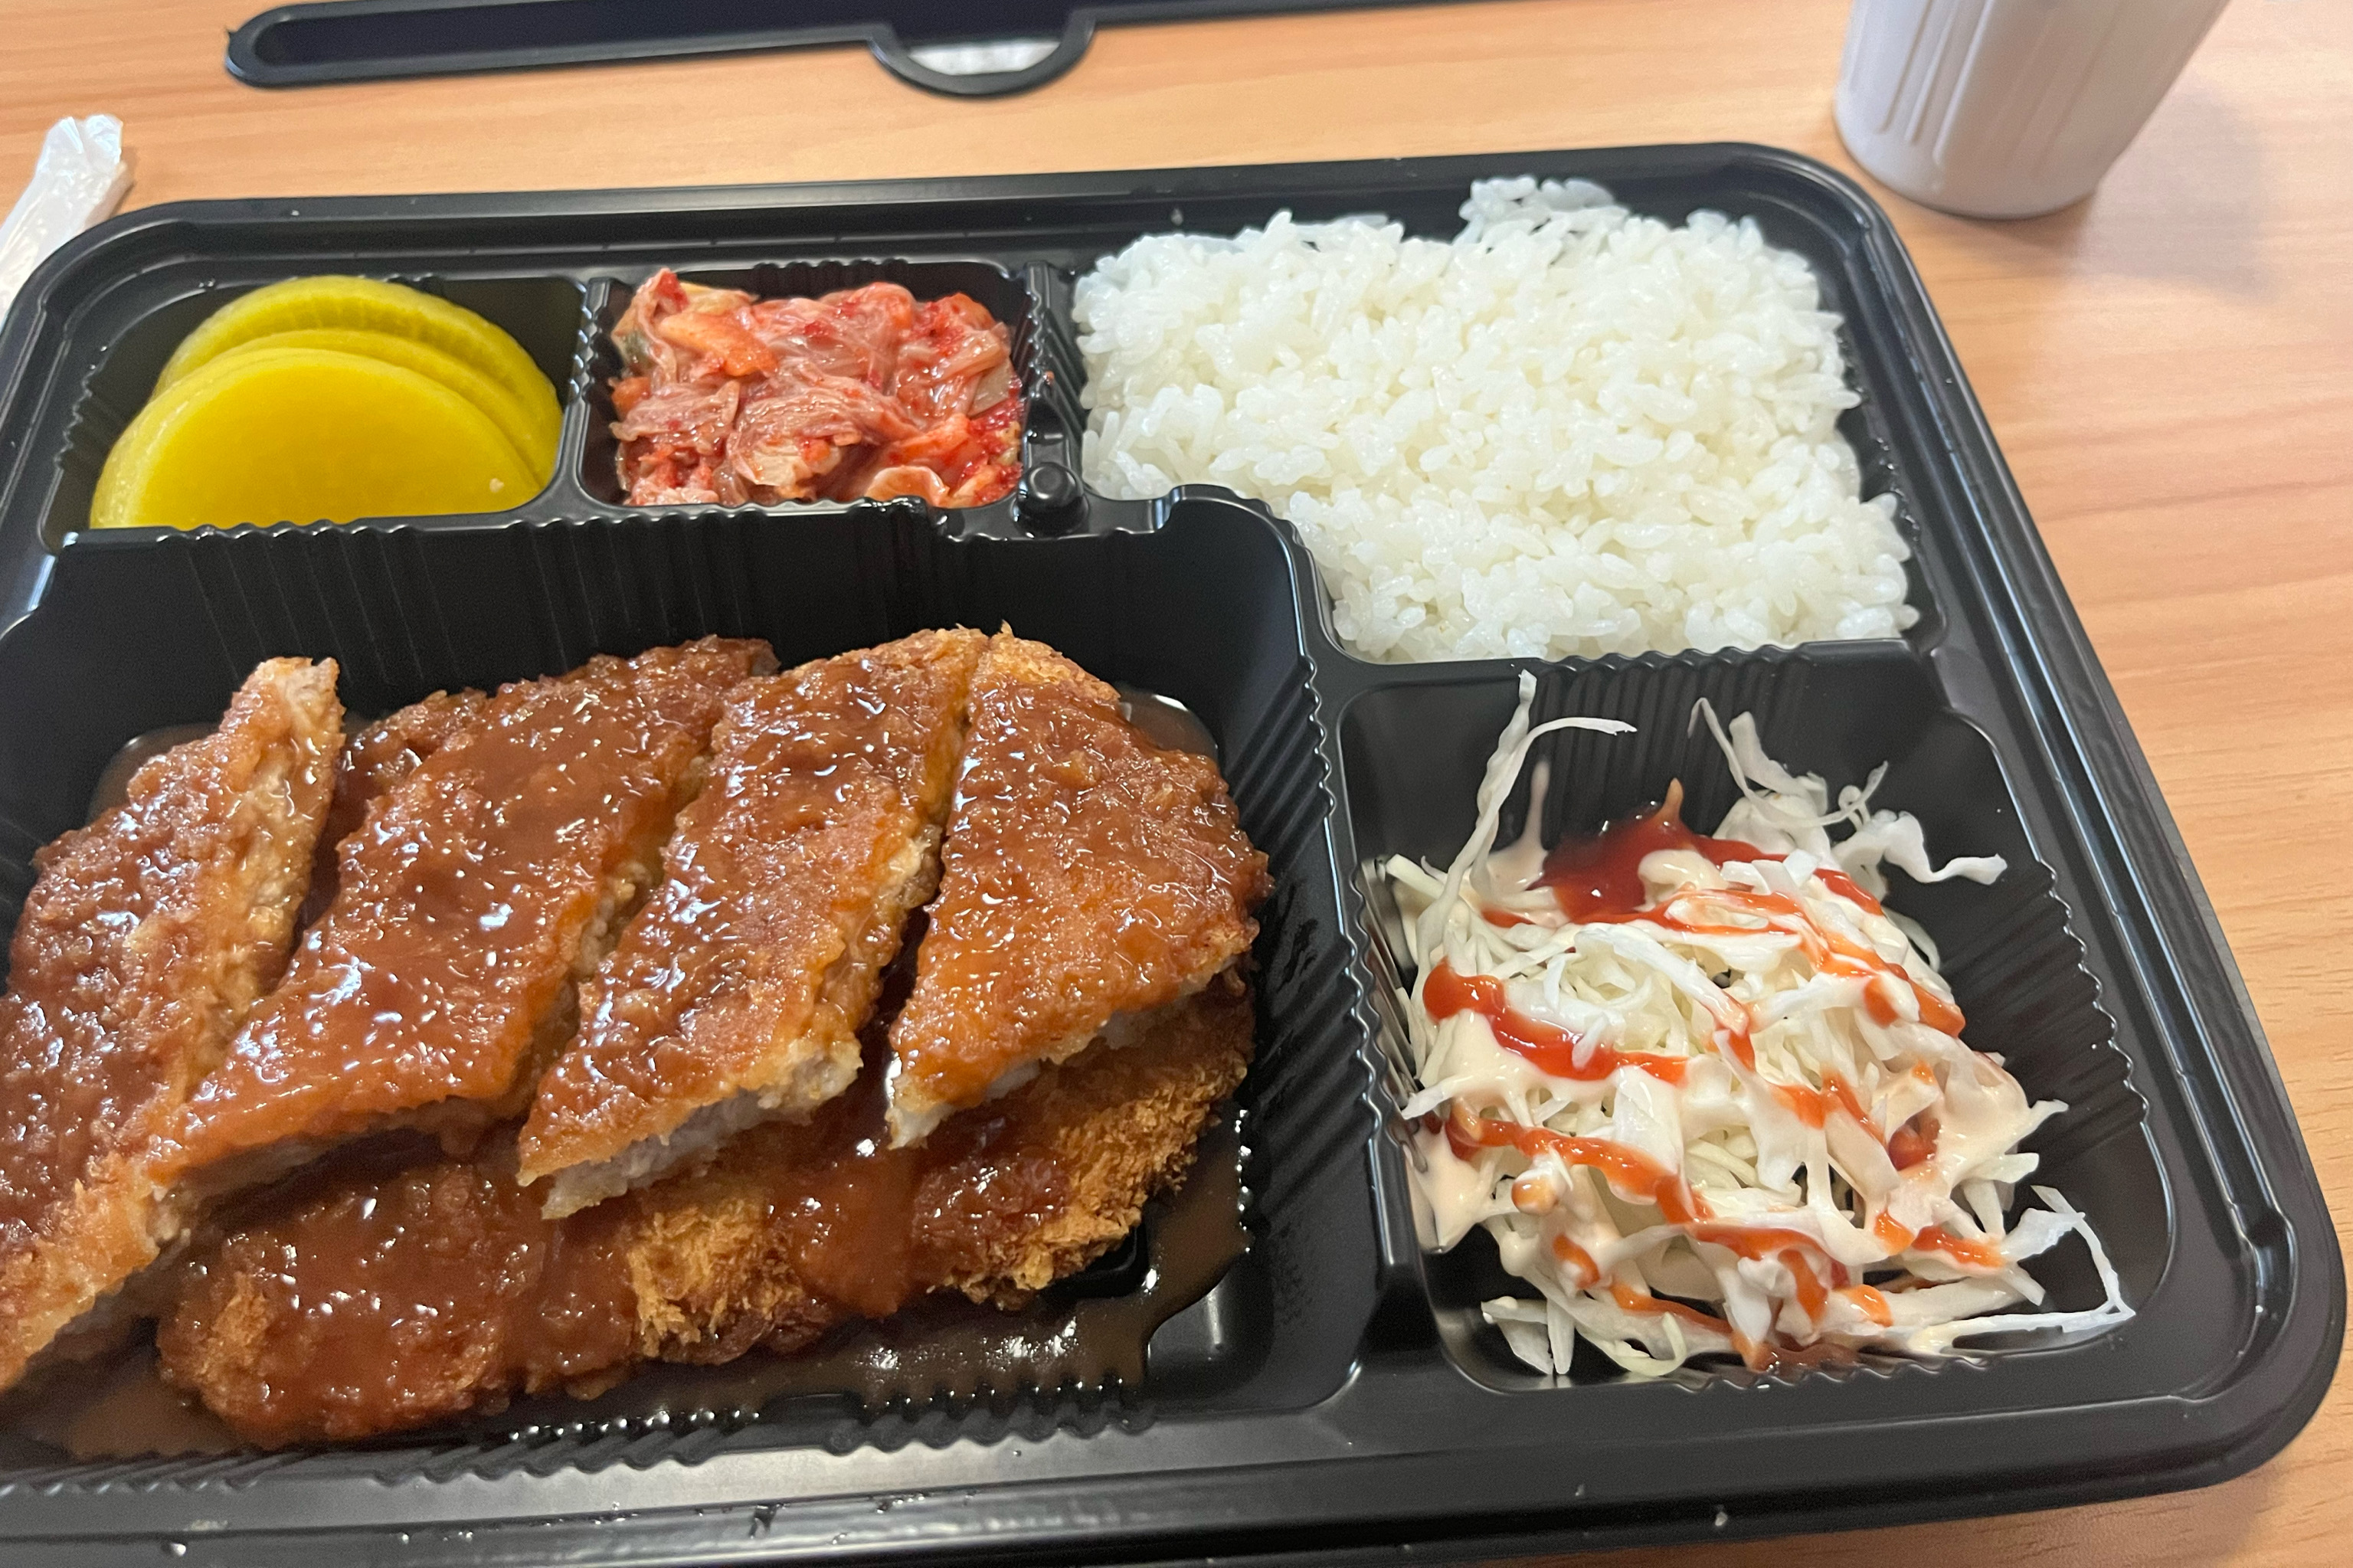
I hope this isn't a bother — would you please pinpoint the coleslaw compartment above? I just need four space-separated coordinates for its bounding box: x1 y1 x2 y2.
1337 644 2158 1390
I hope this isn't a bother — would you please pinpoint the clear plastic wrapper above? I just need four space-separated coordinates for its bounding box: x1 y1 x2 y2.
0 116 131 320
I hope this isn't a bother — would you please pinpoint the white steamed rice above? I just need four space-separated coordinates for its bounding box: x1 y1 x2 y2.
1074 178 1917 662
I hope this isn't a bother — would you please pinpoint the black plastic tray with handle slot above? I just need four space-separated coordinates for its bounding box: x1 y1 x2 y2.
0 146 2336 1566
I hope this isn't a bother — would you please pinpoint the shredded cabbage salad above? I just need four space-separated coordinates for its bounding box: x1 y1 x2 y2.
1389 676 2131 1378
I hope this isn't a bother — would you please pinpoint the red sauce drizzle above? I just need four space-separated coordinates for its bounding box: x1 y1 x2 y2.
1550 1232 1600 1288
1610 1280 1731 1334
1535 781 1774 921
1687 1223 1847 1278
1887 1111 1939 1171
1686 1223 1849 1321
1913 1224 2005 1272
1446 1103 1708 1226
1423 962 1690 1086
1814 866 1884 916
1528 781 1963 1037
1432 781 1992 1364
1782 1250 1831 1320
1841 1284 1896 1327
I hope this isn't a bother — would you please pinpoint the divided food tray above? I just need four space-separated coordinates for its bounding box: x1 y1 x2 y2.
0 146 2336 1565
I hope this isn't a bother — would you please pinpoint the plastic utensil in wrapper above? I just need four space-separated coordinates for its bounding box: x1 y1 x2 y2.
0 117 132 319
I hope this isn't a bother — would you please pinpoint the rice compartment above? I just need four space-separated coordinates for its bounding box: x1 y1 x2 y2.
1075 179 1916 662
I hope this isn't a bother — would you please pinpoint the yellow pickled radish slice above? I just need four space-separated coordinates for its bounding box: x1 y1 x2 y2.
155 276 559 458
90 347 537 532
214 327 553 478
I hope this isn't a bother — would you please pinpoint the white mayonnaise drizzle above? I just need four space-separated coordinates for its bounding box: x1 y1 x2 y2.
1393 676 2131 1377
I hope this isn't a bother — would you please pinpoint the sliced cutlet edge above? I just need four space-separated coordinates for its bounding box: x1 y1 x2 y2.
157 975 1255 1445
0 658 342 1392
155 638 774 1210
884 630 1270 1146
519 628 987 1216
296 686 489 928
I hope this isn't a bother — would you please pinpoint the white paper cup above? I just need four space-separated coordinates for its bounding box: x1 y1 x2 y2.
1834 0 2230 219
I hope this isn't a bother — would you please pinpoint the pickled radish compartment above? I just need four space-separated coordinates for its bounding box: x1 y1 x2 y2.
88 277 563 532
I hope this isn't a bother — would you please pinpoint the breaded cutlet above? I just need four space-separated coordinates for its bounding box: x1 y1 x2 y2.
297 687 489 926
158 638 774 1203
0 659 342 1392
158 973 1255 1445
885 630 1270 1145
518 628 985 1216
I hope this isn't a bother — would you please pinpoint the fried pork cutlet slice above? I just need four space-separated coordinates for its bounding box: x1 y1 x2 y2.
296 687 489 926
885 630 1270 1145
0 660 342 1392
518 628 985 1216
157 638 774 1201
159 974 1255 1445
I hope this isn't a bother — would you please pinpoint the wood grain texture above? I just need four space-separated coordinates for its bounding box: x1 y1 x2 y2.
2 1 2347 1562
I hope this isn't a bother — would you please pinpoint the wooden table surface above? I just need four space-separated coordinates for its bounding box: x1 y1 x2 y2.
2 0 2346 1562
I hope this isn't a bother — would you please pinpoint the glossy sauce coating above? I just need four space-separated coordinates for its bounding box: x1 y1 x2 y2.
519 629 984 1187
165 639 771 1176
158 1142 643 1442
0 660 342 1387
887 631 1269 1138
159 972 1255 1445
0 660 341 1239
298 687 489 926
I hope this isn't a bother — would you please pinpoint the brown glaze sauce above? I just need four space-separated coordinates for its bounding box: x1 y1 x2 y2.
12 1103 1243 1462
147 988 1252 1441
138 943 1254 1449
5 670 1252 1456
83 723 217 820
299 688 489 925
521 630 983 1177
157 1135 644 1444
626 1108 1244 1419
165 639 770 1174
1 663 339 1246
891 633 1268 1117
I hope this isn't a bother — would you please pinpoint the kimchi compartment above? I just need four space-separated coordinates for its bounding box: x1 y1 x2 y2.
580 257 1064 524
1334 644 2161 1393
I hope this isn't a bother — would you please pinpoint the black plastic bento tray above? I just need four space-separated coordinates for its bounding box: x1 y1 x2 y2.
0 146 2336 1566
